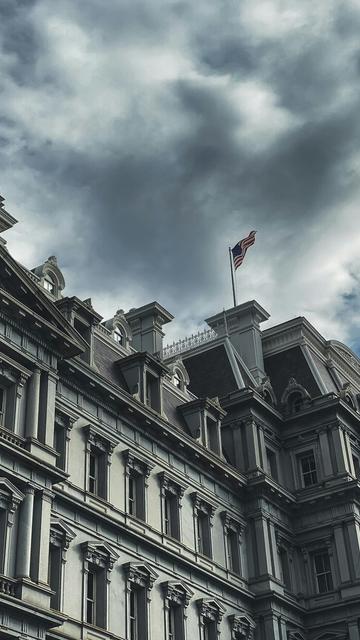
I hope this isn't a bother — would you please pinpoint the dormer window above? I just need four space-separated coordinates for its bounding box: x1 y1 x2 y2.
179 397 226 456
43 273 56 295
113 327 125 345
173 370 183 389
281 378 310 416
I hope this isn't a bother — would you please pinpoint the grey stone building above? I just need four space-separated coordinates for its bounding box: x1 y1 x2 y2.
0 195 360 640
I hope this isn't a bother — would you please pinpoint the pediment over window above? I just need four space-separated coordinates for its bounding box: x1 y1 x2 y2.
197 598 226 623
0 477 24 510
123 562 158 589
229 613 256 639
50 517 76 548
81 540 119 570
162 580 193 607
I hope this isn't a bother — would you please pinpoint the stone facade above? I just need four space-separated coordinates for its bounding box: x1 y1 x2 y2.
1 197 360 640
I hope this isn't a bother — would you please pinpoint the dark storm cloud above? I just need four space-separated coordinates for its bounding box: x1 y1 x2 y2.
1 0 360 345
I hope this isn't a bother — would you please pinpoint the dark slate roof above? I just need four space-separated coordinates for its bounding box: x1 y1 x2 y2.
93 337 128 391
183 344 237 398
264 346 321 402
163 388 190 434
311 352 338 393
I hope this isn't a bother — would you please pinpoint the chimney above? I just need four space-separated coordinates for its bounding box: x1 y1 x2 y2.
125 302 173 356
205 301 270 384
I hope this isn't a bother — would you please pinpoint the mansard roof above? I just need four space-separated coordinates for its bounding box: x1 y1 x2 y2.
0 243 87 358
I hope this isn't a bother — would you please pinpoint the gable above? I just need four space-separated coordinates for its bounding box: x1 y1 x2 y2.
0 244 86 358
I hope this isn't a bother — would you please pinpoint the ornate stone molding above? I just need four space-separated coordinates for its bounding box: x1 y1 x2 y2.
191 492 217 521
162 580 193 607
0 478 24 526
82 541 118 574
123 562 158 589
221 511 245 537
158 471 186 498
229 613 256 640
197 598 225 623
123 449 154 479
257 376 277 406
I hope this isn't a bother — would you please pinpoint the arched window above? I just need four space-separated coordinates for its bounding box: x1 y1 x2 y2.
263 389 273 406
345 394 355 409
43 273 56 295
288 392 303 414
173 369 183 390
113 327 125 345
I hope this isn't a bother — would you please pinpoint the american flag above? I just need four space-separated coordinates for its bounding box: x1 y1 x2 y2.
231 231 256 270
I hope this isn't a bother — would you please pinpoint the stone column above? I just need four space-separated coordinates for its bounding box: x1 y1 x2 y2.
254 517 272 576
25 369 41 439
346 521 360 580
332 425 349 473
245 420 262 470
263 614 281 640
334 525 351 583
42 372 57 448
318 429 333 477
36 490 53 585
16 486 34 578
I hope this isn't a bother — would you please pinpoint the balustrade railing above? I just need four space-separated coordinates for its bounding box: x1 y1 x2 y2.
0 575 17 597
0 425 26 448
163 327 217 359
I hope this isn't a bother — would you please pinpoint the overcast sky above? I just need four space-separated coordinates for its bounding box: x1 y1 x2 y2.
1 1 360 350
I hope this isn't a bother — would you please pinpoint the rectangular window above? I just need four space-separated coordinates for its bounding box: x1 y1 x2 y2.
86 567 106 627
314 552 333 593
145 373 160 412
352 454 360 478
197 512 212 558
227 528 241 574
279 548 291 590
164 491 180 540
167 603 184 640
128 472 145 520
206 416 220 454
203 620 217 640
86 569 96 624
49 545 62 610
54 423 66 470
88 448 107 499
299 452 318 487
129 586 147 640
266 448 278 481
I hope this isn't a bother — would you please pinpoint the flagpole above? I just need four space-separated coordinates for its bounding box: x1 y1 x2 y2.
228 246 237 307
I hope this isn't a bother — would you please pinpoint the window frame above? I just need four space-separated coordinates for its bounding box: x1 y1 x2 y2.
197 598 225 640
191 493 216 559
124 562 158 640
85 426 115 502
298 450 318 488
162 581 193 640
123 450 154 522
221 513 244 576
0 479 24 575
81 541 118 630
313 550 334 594
49 518 76 611
159 472 185 541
